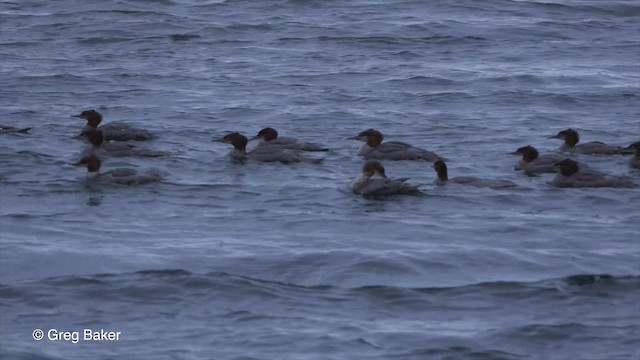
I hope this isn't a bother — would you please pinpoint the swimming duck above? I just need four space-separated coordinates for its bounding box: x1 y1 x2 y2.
349 128 442 161
218 132 323 163
72 109 153 141
551 159 636 188
549 129 632 155
75 155 162 185
433 160 516 188
251 127 329 151
351 160 421 196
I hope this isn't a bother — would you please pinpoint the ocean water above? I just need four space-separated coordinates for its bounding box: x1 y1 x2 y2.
1 0 639 359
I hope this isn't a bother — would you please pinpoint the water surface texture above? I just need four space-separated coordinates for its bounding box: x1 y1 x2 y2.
1 0 639 359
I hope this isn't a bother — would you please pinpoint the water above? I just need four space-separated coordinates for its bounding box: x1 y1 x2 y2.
1 0 639 359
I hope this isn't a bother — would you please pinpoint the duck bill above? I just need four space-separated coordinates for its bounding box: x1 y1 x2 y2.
347 135 365 141
548 135 561 139
71 114 84 119
248 136 260 141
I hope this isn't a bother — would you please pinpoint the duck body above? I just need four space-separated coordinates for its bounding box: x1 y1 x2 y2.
80 129 169 158
435 176 516 189
250 143 323 163
351 176 420 196
512 145 567 175
560 141 628 155
520 155 565 175
81 123 153 142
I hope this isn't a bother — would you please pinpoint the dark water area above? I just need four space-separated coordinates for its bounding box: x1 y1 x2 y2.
1 0 639 359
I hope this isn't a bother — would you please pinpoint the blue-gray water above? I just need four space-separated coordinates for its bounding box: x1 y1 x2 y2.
1 0 639 359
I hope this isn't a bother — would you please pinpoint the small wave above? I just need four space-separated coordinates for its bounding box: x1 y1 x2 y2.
313 35 489 46
515 0 640 17
225 23 275 32
0 350 64 360
6 270 637 296
169 34 201 41
383 76 456 86
76 37 134 45
134 269 193 276
399 346 522 360
125 0 177 5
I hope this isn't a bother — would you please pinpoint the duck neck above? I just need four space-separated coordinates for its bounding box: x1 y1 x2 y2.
522 149 539 162
366 136 382 147
230 148 247 158
351 174 370 189
436 167 448 181
564 133 579 147
560 165 578 176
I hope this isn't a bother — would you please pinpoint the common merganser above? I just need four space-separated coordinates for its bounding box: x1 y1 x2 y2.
627 142 640 169
75 155 162 185
433 160 516 188
72 109 153 141
80 129 170 158
0 125 31 134
549 129 632 155
217 132 323 164
250 127 329 151
551 159 636 188
511 145 565 175
351 160 420 196
349 129 442 161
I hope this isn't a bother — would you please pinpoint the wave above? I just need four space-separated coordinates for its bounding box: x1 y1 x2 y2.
308 35 490 46
2 270 637 302
510 0 640 17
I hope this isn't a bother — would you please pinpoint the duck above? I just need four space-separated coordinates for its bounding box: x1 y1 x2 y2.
351 160 421 196
217 132 323 164
80 129 170 158
551 159 636 188
549 129 632 155
0 125 31 134
349 128 442 161
433 160 516 188
511 145 566 175
250 127 328 151
72 109 153 141
75 155 162 185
